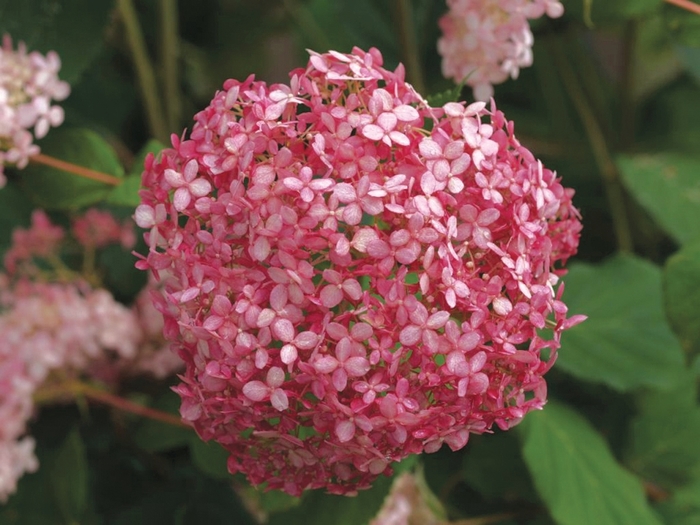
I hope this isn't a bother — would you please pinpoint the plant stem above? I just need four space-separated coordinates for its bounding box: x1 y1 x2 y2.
665 0 700 15
548 40 634 253
118 0 170 143
394 0 426 94
36 380 191 429
30 153 122 186
619 19 637 150
160 0 181 131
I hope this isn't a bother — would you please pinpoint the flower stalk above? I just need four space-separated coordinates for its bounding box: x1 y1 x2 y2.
30 153 122 186
36 380 190 429
118 0 170 143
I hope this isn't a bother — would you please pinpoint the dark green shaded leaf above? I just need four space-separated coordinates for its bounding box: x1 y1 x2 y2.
558 254 685 391
626 371 700 488
0 183 34 257
21 128 124 210
50 427 89 524
268 475 394 525
462 432 537 502
618 153 700 245
189 438 231 479
655 479 700 525
664 239 700 357
522 401 663 525
133 392 193 453
665 3 700 48
677 46 700 84
565 0 662 25
0 0 112 83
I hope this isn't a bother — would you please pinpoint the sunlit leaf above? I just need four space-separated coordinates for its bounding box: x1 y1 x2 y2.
558 254 685 391
618 153 700 245
522 401 663 525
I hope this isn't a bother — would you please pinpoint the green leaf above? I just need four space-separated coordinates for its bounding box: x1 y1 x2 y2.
0 0 112 83
677 46 700 84
565 0 663 25
618 153 700 245
522 401 663 525
625 372 700 488
0 183 34 257
665 238 700 357
21 128 124 210
50 427 89 524
655 479 700 525
462 431 538 502
558 254 685 391
268 475 394 525
133 393 193 453
189 439 231 480
665 3 700 48
107 140 165 207
426 83 464 107
107 176 142 208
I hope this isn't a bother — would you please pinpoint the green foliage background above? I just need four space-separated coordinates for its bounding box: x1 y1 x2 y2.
1 0 700 523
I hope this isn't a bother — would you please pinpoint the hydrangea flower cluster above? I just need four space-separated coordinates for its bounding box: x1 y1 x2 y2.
136 46 582 496
438 0 564 101
0 210 180 502
0 34 70 187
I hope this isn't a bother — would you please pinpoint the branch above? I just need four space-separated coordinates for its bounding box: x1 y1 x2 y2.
665 0 700 15
30 153 122 186
36 380 191 429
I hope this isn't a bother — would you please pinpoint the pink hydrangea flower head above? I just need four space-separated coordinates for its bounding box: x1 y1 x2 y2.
0 34 70 186
438 0 564 100
137 47 582 496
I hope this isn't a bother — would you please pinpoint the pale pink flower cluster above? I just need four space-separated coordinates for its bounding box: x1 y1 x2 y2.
0 211 181 502
438 0 564 101
0 35 69 187
136 47 583 496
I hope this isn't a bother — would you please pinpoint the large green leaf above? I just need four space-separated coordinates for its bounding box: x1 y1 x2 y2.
558 254 685 391
268 475 394 525
0 0 112 83
617 153 700 245
625 371 700 488
132 392 193 453
189 439 231 480
522 401 663 525
664 239 700 358
50 427 89 524
21 128 124 210
462 431 537 502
